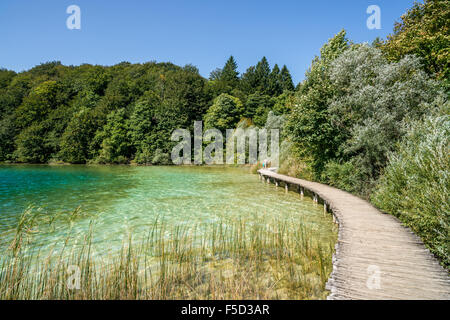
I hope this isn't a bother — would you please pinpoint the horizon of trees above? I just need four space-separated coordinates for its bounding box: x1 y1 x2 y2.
0 56 295 165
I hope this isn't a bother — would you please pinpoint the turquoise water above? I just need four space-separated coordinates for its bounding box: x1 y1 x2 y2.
0 165 336 256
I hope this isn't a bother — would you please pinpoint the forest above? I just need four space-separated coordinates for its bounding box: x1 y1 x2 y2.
0 55 294 165
0 0 448 267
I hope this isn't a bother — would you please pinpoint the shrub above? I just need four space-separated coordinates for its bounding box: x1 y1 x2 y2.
322 161 360 195
152 148 170 165
372 106 450 268
326 45 441 195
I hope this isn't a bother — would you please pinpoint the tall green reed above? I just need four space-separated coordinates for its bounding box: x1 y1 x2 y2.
0 207 337 300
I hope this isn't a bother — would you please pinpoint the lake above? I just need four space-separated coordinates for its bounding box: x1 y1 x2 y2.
0 165 337 299
0 165 335 249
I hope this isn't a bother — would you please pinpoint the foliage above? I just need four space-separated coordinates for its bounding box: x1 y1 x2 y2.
128 91 160 164
1 56 291 164
244 92 274 126
204 93 244 131
94 108 132 164
240 57 294 96
0 69 16 93
14 122 51 163
14 80 62 129
267 64 282 96
221 56 240 86
322 45 441 196
380 0 450 85
372 104 450 268
286 30 350 177
0 113 17 161
280 65 295 91
279 1 450 267
208 56 240 97
272 91 295 115
59 107 99 164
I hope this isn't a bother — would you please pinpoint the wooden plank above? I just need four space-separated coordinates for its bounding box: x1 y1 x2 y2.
258 169 450 300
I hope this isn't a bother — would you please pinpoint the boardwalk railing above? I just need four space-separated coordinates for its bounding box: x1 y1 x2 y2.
258 169 450 300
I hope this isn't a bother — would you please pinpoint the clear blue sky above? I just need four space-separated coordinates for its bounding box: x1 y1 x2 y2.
0 0 416 83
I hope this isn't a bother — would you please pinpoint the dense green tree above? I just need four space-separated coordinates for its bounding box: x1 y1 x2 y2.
95 78 133 116
209 68 222 81
272 91 295 115
286 30 350 176
14 80 62 129
381 0 450 84
59 107 99 163
63 65 110 97
0 114 17 161
14 122 51 163
28 61 64 80
42 104 75 158
280 65 295 91
240 66 258 94
240 57 292 96
204 94 244 131
322 45 441 196
0 57 305 164
129 91 161 164
95 108 132 164
0 71 31 160
162 65 208 124
267 64 282 96
244 92 274 126
255 57 271 92
0 69 16 90
207 57 240 97
221 56 239 85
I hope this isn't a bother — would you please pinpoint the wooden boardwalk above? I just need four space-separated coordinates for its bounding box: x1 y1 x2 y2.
258 169 450 300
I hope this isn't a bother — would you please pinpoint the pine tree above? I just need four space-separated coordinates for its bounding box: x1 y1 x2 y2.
268 64 282 96
221 56 239 85
255 57 271 91
240 66 258 94
280 65 294 91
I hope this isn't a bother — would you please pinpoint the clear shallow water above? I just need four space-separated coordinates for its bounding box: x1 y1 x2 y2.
0 165 336 256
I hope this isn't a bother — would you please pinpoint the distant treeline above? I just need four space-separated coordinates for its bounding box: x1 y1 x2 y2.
0 55 295 165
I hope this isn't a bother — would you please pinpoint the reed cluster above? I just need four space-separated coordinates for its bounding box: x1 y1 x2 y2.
0 207 336 299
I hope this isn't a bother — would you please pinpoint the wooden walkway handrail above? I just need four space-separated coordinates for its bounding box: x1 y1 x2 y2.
258 169 450 300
